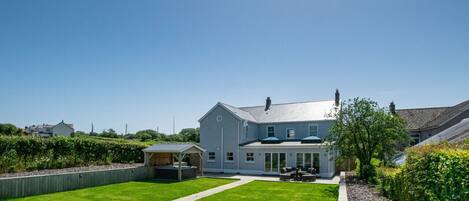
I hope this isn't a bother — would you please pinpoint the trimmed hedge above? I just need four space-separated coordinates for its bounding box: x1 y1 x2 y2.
377 142 469 201
0 136 146 174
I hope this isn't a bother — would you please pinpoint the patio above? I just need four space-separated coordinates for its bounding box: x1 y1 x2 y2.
203 173 340 184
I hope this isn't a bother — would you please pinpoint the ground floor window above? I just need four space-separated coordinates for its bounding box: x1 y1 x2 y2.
296 152 320 173
226 152 234 161
208 152 215 161
264 152 286 172
245 153 254 162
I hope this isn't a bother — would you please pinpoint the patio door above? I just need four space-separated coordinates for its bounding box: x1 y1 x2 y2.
264 152 286 173
296 152 320 173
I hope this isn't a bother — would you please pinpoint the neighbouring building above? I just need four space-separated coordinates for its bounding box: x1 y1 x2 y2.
395 100 469 145
199 90 340 178
25 121 74 137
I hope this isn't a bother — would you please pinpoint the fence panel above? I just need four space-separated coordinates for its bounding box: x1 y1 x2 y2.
0 166 154 199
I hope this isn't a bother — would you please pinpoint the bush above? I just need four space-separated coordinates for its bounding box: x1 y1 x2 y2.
377 142 469 201
0 136 146 174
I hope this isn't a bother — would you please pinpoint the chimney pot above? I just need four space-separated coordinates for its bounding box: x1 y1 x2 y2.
265 97 271 111
335 89 340 106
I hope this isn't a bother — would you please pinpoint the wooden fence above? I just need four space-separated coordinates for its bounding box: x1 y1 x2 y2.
0 166 154 199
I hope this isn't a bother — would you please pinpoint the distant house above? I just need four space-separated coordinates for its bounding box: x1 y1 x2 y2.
25 121 74 137
199 90 340 178
395 100 469 145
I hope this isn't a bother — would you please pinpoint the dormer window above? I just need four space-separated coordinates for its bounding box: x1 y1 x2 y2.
309 124 318 136
267 126 275 137
286 128 295 139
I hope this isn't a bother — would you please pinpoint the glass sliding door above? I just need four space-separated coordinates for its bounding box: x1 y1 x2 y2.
264 153 271 172
296 152 320 171
296 153 303 168
313 153 320 173
272 153 279 172
304 153 312 169
264 152 286 173
279 153 286 170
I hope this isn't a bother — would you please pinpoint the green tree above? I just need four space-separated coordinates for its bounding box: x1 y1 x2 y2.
326 98 409 181
179 128 200 142
0 123 23 136
134 129 166 141
99 129 119 138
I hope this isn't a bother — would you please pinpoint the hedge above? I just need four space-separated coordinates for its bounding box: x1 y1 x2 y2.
0 136 146 174
377 142 469 201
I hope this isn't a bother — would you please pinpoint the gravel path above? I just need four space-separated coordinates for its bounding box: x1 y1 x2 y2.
0 163 144 178
346 172 389 201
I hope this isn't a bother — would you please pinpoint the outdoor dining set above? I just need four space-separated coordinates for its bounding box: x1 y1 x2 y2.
279 167 318 182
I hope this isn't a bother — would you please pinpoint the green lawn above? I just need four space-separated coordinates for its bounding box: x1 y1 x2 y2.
200 180 339 201
9 178 235 201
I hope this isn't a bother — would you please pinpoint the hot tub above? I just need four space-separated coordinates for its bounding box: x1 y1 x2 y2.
154 165 197 180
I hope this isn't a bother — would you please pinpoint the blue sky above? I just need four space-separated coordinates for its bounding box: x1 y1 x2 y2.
1 0 468 134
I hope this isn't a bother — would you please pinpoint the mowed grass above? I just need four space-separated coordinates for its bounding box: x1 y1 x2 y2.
9 178 235 201
201 180 339 201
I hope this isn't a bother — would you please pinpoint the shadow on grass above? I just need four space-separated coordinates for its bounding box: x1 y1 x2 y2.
134 179 180 184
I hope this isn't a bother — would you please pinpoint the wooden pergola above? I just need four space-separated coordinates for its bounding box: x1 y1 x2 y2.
143 143 205 181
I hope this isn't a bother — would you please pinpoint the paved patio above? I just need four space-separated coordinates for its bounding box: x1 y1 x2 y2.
203 173 340 184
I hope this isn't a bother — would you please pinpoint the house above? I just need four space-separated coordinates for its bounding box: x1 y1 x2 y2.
25 121 74 137
199 90 340 178
394 100 469 145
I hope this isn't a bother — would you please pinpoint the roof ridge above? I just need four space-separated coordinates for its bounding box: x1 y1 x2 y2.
239 99 334 109
396 106 450 111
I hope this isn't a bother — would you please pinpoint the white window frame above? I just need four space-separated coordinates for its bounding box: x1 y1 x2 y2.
285 128 295 139
216 115 223 122
266 125 275 137
225 152 234 162
295 152 320 173
264 152 287 173
245 152 255 163
208 152 216 162
308 123 319 136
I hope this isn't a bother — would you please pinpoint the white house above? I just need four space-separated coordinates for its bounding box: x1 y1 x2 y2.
25 121 74 137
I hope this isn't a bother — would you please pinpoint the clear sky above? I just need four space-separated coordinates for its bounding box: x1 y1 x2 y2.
1 0 468 134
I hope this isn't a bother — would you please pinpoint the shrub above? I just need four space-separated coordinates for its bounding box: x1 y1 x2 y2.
0 136 146 174
377 142 469 201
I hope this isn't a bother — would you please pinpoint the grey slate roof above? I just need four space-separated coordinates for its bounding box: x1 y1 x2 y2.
239 100 336 123
396 107 449 130
396 100 469 131
220 103 257 122
218 100 337 124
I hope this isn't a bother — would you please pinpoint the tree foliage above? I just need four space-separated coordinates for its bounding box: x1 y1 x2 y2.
326 98 409 180
0 123 23 136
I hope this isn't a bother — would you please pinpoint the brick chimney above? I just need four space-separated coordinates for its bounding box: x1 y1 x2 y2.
335 89 340 107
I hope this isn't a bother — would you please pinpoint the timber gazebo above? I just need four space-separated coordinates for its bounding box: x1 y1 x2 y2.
143 143 205 181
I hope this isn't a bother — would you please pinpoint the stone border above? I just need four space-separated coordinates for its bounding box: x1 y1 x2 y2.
338 171 348 201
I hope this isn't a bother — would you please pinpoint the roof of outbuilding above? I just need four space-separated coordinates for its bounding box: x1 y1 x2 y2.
396 100 469 131
143 143 205 153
